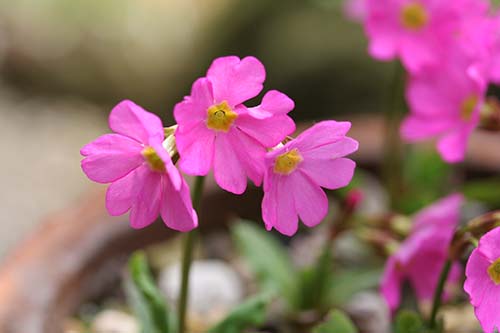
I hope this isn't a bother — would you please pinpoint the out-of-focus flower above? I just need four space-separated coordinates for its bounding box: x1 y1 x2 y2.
261 121 358 236
464 227 500 333
363 0 488 73
81 100 197 231
174 56 295 195
380 194 464 311
400 56 486 163
343 0 366 22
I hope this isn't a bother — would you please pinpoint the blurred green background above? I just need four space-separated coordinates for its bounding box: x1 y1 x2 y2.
0 0 390 257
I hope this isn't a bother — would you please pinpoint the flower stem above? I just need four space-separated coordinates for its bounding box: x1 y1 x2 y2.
428 259 452 329
177 176 205 333
383 62 406 210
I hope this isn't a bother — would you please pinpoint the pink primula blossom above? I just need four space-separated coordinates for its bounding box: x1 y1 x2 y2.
381 194 464 312
81 100 197 231
261 121 358 236
364 0 488 73
464 227 500 333
401 57 486 163
174 56 295 195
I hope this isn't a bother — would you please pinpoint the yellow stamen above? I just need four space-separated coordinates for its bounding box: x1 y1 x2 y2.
488 258 500 285
274 149 302 175
461 95 478 121
401 3 428 30
207 101 238 132
142 146 165 172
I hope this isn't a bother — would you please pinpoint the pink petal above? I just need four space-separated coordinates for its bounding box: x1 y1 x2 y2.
109 100 164 144
129 169 162 229
227 129 266 187
262 174 299 236
437 128 470 163
477 227 500 261
400 116 456 142
213 133 247 194
368 36 398 60
288 172 328 227
150 137 181 191
292 121 352 153
464 249 493 307
105 166 143 216
299 158 356 190
300 137 359 160
408 249 448 302
160 175 198 232
176 122 216 176
207 56 265 106
81 134 144 183
246 90 295 119
236 112 296 148
413 193 463 231
380 257 403 312
473 284 500 333
174 78 214 126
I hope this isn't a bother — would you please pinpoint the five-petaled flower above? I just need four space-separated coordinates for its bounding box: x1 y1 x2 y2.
174 56 295 195
464 226 500 333
81 100 198 231
261 121 358 236
380 194 463 311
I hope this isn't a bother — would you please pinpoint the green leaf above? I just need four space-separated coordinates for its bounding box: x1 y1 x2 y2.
232 220 298 308
124 251 173 333
312 310 357 333
327 268 382 306
207 292 273 333
394 310 425 333
297 249 333 310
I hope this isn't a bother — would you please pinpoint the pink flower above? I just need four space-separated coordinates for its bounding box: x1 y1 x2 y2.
261 121 358 236
81 100 197 231
381 194 464 312
401 56 486 163
174 56 295 195
343 0 366 22
464 227 500 333
364 0 488 73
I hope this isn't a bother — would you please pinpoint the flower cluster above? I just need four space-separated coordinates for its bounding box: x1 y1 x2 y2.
353 0 500 162
81 56 358 236
380 194 463 311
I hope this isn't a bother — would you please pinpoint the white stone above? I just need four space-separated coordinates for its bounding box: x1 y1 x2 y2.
91 310 139 333
159 259 243 316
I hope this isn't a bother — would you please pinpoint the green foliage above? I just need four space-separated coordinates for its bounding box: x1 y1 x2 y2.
297 249 333 310
400 149 452 214
327 268 382 305
463 178 500 207
394 310 426 333
124 251 174 333
208 292 273 333
312 310 357 333
232 220 298 308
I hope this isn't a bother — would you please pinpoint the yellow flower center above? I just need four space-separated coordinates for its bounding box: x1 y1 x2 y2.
142 146 165 172
401 3 428 30
461 95 478 121
488 258 500 285
207 101 238 132
274 149 303 175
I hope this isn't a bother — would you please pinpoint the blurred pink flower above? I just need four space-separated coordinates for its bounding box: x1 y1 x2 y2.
343 0 366 22
364 0 488 73
401 56 486 163
261 121 358 236
81 100 197 231
174 56 295 195
381 194 464 312
464 227 500 333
